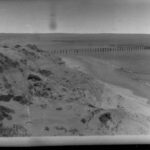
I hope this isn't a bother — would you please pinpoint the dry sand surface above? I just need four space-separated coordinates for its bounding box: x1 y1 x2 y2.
62 56 150 134
0 43 150 137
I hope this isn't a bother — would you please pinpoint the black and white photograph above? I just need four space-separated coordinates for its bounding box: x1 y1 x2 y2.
0 0 150 146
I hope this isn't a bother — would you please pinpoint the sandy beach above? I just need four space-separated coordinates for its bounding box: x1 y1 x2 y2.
62 56 150 117
64 55 150 101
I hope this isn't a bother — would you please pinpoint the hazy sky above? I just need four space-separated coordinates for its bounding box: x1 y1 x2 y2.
0 0 150 33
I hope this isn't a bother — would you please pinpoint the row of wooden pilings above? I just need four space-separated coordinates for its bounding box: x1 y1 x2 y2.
49 46 148 56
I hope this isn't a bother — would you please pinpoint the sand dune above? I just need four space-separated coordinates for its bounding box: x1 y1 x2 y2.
0 34 150 136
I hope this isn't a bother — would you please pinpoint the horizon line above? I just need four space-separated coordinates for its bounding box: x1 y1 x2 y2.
0 33 150 35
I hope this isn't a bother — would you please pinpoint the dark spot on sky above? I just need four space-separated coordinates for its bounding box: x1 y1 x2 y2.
49 19 57 31
49 0 57 31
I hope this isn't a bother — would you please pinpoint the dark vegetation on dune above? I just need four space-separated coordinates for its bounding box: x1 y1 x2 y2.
0 44 51 136
0 43 100 136
0 53 19 71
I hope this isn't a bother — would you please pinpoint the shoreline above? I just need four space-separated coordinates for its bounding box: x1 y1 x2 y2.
61 55 150 109
70 55 150 102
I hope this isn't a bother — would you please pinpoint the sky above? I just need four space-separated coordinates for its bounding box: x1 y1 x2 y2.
0 0 150 33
